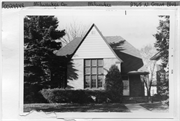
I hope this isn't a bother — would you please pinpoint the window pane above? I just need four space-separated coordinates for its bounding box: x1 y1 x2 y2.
85 67 90 74
98 60 103 66
123 80 129 89
92 60 97 66
98 76 103 87
123 80 129 96
85 76 90 88
92 76 97 88
84 59 104 89
85 60 90 66
92 67 97 74
98 67 103 75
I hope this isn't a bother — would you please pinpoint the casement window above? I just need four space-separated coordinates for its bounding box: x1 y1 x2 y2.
84 59 103 89
122 75 130 96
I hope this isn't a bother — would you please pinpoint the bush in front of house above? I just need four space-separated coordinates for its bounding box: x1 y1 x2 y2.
40 65 123 104
40 89 110 103
105 65 123 103
152 93 168 102
24 83 48 104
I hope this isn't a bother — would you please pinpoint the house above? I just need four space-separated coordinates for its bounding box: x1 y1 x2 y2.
55 23 147 97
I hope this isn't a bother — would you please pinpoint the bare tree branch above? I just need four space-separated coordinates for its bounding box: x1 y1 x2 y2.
65 20 88 42
139 44 157 97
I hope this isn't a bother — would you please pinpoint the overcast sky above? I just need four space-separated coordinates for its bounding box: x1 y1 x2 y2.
56 9 160 50
2 9 160 51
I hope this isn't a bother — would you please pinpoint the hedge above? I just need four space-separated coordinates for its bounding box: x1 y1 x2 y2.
40 88 123 104
40 65 124 104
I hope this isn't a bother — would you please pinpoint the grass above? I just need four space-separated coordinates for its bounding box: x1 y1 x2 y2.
24 103 130 112
140 102 169 112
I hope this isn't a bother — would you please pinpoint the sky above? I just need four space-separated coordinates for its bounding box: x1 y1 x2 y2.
2 8 160 52
56 9 160 50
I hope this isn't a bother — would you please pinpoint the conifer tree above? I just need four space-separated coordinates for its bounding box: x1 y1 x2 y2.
154 16 169 105
24 16 66 89
154 16 169 67
105 65 123 102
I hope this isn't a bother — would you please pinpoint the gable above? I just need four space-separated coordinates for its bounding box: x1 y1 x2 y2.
55 24 143 72
71 24 121 62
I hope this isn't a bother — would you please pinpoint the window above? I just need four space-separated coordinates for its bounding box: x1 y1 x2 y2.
84 59 103 88
122 75 130 96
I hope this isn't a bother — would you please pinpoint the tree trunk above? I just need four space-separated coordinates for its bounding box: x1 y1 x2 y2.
147 88 153 103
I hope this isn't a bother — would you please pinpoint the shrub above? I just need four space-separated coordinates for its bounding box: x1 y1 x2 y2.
40 65 124 104
105 65 123 103
152 94 168 102
24 84 48 104
41 89 111 103
86 90 109 103
156 70 169 105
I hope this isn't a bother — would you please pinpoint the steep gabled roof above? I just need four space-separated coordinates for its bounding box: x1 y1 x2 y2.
93 24 123 62
55 24 143 72
55 37 82 57
105 36 143 73
56 24 122 62
55 24 94 57
105 36 142 59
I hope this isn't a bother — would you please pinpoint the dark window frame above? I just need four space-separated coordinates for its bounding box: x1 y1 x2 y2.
84 59 104 89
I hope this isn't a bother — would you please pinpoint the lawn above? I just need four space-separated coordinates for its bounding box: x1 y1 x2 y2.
140 102 169 112
24 103 130 112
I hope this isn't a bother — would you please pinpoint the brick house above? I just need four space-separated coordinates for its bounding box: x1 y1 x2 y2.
55 24 147 97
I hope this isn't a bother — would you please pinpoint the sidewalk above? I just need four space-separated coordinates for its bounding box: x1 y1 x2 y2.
125 102 169 113
125 103 152 113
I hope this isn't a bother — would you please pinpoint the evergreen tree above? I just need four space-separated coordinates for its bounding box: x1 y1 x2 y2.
154 16 169 67
24 16 66 90
154 16 169 105
105 65 123 102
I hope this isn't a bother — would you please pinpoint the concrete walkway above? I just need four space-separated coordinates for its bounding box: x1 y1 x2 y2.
125 103 152 113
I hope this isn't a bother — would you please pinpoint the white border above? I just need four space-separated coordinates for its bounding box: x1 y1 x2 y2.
0 1 3 121
18 7 178 119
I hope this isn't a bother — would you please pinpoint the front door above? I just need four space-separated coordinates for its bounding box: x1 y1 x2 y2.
129 75 144 97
